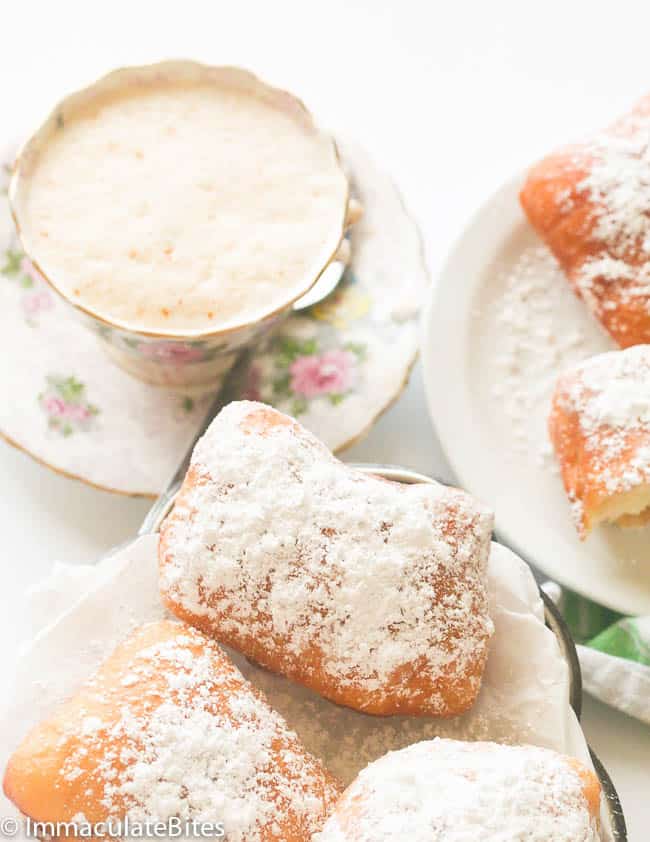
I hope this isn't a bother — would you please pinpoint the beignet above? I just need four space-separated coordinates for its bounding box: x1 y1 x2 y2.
159 401 494 717
520 94 650 347
3 620 340 841
549 345 650 537
315 738 601 842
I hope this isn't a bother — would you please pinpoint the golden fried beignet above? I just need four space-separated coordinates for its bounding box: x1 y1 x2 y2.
549 345 650 537
521 94 650 348
160 401 494 718
315 738 601 842
3 620 340 841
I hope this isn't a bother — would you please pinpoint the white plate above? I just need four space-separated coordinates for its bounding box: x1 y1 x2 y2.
421 173 650 616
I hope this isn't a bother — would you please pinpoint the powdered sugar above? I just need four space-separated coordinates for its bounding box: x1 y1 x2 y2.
580 255 650 290
51 622 338 840
578 254 650 319
579 126 650 257
565 346 650 429
572 114 650 314
488 246 604 466
557 345 650 496
160 401 494 715
315 739 599 842
487 245 650 525
519 98 650 348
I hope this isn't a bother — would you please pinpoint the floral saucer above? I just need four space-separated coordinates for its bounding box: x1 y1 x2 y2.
0 139 428 496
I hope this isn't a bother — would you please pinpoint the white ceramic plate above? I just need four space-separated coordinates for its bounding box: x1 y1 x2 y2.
421 173 650 616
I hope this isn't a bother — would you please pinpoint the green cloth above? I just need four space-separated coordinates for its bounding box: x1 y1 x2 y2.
561 589 650 667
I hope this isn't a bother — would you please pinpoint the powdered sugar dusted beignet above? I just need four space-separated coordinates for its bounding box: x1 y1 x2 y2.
520 94 650 348
3 620 340 841
159 401 494 717
315 738 601 842
549 345 650 537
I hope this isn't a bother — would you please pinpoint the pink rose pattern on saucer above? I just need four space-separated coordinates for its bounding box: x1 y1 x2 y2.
38 375 99 437
236 281 368 418
1 248 55 326
290 349 356 399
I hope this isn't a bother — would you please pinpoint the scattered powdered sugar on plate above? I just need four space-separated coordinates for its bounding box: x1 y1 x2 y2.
314 739 600 842
485 245 614 467
444 169 650 606
487 236 650 507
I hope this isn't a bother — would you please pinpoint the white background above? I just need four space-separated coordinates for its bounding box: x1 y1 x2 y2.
1 0 649 837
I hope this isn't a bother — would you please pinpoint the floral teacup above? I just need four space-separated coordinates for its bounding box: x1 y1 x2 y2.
9 61 356 389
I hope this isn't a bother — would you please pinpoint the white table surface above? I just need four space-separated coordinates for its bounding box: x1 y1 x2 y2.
1 1 649 838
